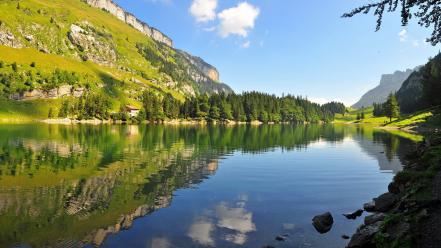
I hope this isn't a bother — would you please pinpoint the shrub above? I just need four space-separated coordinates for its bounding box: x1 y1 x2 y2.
11 62 18 72
30 62 36 67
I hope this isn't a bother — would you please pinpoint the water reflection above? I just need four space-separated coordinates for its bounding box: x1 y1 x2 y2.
188 195 256 247
0 124 417 247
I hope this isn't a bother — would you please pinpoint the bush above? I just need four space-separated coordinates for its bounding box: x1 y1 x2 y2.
11 62 18 72
0 61 4 68
30 62 36 67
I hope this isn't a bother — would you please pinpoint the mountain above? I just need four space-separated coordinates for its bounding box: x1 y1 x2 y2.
396 68 424 114
352 69 415 109
0 0 232 118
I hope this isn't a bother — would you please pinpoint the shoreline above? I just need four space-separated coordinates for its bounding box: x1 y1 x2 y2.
345 134 441 247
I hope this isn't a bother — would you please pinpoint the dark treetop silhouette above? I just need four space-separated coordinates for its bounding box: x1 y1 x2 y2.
343 0 441 45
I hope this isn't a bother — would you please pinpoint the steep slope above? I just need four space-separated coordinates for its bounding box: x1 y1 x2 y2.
352 69 414 109
396 68 424 114
0 0 232 118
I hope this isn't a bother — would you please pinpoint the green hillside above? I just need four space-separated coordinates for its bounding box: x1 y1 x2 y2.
0 0 231 121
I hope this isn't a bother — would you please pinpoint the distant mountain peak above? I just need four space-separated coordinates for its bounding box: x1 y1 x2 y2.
352 68 416 109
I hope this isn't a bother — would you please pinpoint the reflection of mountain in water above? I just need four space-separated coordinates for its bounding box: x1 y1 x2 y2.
0 124 416 247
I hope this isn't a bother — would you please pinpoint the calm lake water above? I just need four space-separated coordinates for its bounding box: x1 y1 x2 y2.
0 124 416 248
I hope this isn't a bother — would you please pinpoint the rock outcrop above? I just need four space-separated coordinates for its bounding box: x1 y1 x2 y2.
84 0 173 47
68 23 117 66
0 24 23 48
177 50 220 82
9 85 85 101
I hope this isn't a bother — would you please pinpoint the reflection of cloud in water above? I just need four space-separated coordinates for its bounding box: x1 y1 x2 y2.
216 202 256 234
150 237 173 248
188 217 215 246
187 196 256 246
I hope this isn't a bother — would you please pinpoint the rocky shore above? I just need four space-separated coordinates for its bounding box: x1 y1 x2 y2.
347 134 441 248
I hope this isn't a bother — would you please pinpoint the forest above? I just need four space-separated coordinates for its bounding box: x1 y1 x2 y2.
56 91 345 123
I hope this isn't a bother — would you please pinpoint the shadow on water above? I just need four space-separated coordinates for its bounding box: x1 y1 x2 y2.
0 124 419 247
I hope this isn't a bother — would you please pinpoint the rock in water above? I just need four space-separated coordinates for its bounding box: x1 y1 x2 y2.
364 213 386 225
343 209 364 220
363 201 376 212
374 193 397 212
312 212 334 234
275 235 286 241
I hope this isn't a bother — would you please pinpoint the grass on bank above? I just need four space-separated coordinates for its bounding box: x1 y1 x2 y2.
334 107 397 125
335 106 440 130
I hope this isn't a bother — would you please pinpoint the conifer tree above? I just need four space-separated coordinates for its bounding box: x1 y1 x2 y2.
384 93 400 122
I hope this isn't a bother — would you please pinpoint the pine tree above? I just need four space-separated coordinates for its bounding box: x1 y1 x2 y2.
384 93 400 122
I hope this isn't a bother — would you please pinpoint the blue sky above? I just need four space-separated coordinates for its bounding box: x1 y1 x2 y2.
114 0 439 105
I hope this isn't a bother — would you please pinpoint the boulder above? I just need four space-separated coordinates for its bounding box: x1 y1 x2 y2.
312 212 334 234
347 221 382 248
364 213 386 225
374 193 397 212
388 182 400 194
363 201 376 212
343 209 364 220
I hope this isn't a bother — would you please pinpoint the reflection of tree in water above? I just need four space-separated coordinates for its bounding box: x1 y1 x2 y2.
373 132 400 162
0 124 416 247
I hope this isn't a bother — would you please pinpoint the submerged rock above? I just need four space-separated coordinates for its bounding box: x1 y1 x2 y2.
343 209 364 220
342 234 350 240
275 235 286 241
312 212 334 234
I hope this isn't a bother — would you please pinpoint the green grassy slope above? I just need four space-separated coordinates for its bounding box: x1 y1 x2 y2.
0 0 227 121
335 105 441 132
334 107 393 124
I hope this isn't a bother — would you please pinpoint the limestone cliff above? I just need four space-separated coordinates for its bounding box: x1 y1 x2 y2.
84 0 173 47
177 50 220 82
352 69 415 109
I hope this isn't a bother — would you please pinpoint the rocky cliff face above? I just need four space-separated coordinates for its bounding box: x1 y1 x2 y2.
9 85 85 101
84 0 173 47
352 69 415 109
174 49 232 94
177 50 219 82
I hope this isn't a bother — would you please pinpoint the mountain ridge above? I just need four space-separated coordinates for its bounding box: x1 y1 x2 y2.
0 0 232 111
84 0 173 47
352 68 415 109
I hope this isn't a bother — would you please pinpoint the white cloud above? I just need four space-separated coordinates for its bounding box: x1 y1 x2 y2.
398 29 407 42
190 0 218 23
217 2 260 38
203 26 216 32
242 40 251 48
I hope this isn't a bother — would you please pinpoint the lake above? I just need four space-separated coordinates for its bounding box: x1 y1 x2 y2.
0 124 417 248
